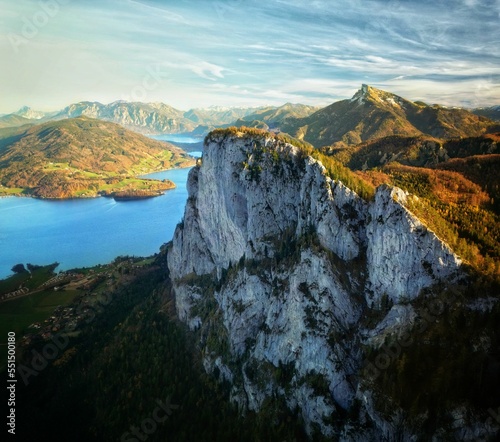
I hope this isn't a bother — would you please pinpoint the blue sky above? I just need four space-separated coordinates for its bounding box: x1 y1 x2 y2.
1 0 499 113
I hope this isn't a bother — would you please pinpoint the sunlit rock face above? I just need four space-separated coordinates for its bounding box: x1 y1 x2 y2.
168 130 463 439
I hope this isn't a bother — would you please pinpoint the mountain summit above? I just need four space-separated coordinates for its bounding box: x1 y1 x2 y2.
351 84 412 106
281 85 498 148
13 106 46 120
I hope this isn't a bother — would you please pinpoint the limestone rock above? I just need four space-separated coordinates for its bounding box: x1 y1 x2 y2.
167 130 469 439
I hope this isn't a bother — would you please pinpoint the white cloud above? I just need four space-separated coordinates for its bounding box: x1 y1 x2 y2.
190 62 225 81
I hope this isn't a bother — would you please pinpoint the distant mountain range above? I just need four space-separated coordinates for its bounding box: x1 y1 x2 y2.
0 117 194 199
184 106 271 127
53 101 197 134
473 105 500 121
0 87 497 144
13 105 53 120
0 102 316 135
0 107 57 129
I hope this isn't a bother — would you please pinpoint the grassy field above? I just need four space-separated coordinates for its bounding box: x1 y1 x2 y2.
132 149 175 174
43 162 106 179
0 259 154 370
0 187 24 196
98 177 174 192
0 289 79 333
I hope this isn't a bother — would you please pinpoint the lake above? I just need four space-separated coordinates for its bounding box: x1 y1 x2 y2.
151 134 203 144
0 155 201 279
151 133 204 152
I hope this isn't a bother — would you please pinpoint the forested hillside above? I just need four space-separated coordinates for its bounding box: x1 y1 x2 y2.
0 117 194 198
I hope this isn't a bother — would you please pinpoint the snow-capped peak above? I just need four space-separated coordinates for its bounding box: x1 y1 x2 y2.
14 106 45 120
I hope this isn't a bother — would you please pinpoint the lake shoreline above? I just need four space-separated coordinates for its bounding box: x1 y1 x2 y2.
0 162 199 201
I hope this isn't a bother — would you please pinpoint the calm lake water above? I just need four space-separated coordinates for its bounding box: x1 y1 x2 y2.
151 134 203 144
0 152 201 279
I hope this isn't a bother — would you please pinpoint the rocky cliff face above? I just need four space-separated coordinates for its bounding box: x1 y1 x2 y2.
55 101 196 134
167 130 484 439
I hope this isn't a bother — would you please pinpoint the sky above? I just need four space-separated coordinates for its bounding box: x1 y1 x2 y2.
0 0 499 113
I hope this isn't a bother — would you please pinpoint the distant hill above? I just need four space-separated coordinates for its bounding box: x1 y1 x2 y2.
281 85 499 148
325 131 500 259
0 106 57 129
0 114 35 129
0 117 194 199
184 106 267 127
228 118 270 131
329 132 500 170
473 105 500 121
191 104 319 134
241 103 319 127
